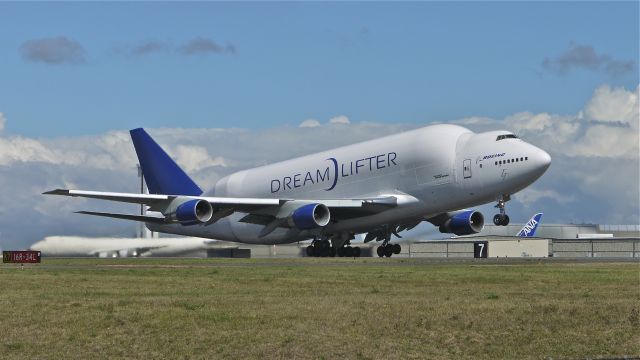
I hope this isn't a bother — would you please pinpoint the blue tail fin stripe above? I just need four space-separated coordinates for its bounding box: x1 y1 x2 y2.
130 128 202 196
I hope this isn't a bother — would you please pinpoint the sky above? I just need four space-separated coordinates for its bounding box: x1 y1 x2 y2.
0 2 638 249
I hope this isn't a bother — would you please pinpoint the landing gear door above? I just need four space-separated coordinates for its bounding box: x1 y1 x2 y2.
463 159 472 179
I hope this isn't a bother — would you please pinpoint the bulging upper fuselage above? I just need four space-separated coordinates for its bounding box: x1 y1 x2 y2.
147 124 550 244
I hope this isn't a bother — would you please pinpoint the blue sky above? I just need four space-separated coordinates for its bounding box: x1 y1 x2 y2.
0 2 637 136
0 2 638 249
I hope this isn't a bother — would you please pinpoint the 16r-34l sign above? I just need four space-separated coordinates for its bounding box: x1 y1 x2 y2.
3 251 41 263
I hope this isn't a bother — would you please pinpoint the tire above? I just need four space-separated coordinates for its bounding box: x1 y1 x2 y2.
337 247 344 257
384 246 393 257
393 244 401 254
306 245 314 257
345 246 354 257
353 247 361 257
377 246 385 258
493 214 502 226
502 215 510 226
330 247 336 257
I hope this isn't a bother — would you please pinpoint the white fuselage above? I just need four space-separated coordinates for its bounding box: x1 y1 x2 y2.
29 236 223 257
148 124 550 244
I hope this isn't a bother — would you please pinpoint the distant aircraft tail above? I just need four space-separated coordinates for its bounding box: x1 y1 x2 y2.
516 213 543 237
130 128 203 196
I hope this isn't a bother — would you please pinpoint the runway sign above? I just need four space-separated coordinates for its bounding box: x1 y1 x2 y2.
3 251 41 263
474 241 488 258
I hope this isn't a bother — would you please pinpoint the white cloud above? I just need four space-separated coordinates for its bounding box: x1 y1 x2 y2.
299 119 321 128
172 145 227 172
499 85 639 159
584 84 639 124
515 188 574 207
329 115 351 125
0 113 5 132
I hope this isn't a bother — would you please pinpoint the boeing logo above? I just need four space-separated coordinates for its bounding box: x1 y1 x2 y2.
482 153 506 160
270 152 398 193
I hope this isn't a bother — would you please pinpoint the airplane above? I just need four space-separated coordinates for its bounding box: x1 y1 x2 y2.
29 235 227 258
45 124 551 258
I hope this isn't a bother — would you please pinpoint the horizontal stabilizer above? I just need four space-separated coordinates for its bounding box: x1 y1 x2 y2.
45 189 171 205
76 211 168 224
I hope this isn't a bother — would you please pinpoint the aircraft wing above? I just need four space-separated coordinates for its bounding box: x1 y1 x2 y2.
44 188 418 226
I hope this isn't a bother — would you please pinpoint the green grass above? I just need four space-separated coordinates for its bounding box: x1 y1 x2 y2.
1 258 638 359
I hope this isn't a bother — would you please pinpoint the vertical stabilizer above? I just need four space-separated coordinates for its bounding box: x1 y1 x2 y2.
516 213 543 237
130 128 202 196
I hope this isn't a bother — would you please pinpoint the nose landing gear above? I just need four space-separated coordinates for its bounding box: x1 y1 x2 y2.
493 195 510 226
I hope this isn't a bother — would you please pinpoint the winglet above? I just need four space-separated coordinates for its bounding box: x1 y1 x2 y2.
43 189 70 196
130 128 202 196
516 213 543 237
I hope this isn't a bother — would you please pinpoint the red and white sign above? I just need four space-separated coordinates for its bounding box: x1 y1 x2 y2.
3 251 41 263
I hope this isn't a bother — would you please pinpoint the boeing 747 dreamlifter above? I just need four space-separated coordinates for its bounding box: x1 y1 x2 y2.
45 124 550 257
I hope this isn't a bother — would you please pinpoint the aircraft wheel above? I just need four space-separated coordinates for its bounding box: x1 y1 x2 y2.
377 246 385 258
344 246 354 257
502 215 510 226
337 247 344 257
330 247 336 257
306 246 314 257
393 244 401 254
384 246 393 257
493 214 502 226
353 247 361 257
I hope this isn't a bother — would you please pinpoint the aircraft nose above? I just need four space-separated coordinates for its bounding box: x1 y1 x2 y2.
532 147 551 176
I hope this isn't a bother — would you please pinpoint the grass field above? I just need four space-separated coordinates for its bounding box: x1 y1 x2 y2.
1 258 638 359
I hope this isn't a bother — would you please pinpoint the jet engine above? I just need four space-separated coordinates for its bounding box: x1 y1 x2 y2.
288 203 330 230
168 199 213 225
439 210 484 236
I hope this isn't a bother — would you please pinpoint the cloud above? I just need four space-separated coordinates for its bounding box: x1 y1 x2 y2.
172 145 227 172
0 113 5 132
329 115 351 125
502 85 639 159
20 36 86 65
542 43 635 77
130 40 168 56
583 84 638 123
180 37 236 55
299 119 321 128
516 188 574 207
299 115 351 128
114 37 237 58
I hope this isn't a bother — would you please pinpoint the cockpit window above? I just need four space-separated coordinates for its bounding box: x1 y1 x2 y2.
496 134 518 141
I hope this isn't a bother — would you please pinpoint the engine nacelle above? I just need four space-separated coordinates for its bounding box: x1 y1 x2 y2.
439 210 484 236
170 199 213 225
289 203 330 230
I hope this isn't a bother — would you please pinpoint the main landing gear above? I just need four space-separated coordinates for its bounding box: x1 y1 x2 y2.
493 195 510 226
305 238 361 257
376 241 401 258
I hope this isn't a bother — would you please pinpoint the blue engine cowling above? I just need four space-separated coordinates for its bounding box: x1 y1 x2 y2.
290 203 331 230
439 210 484 236
175 199 213 225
